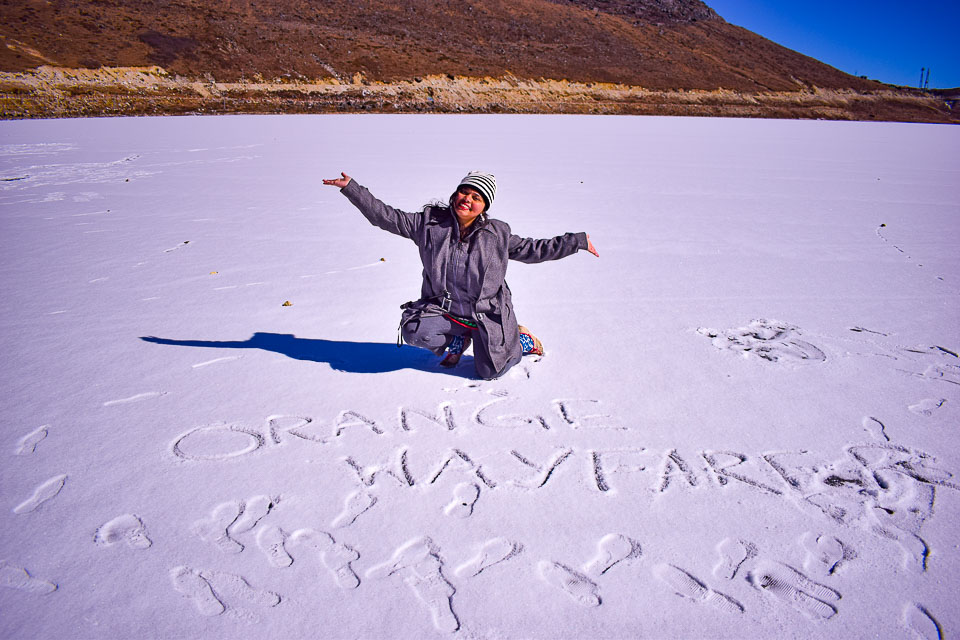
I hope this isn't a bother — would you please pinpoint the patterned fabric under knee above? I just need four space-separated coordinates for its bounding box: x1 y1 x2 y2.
519 332 535 354
447 334 466 355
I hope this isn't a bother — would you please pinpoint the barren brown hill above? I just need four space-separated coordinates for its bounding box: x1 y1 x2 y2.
1 0 956 122
1 0 884 90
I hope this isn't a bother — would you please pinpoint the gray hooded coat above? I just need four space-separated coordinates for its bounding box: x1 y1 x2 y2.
340 179 588 377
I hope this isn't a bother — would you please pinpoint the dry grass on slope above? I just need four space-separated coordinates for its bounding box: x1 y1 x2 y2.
2 67 956 123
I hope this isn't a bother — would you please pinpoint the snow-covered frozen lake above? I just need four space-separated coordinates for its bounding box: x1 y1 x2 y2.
1 114 958 639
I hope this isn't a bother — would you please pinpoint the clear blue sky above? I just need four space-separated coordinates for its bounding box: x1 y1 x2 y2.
706 0 960 89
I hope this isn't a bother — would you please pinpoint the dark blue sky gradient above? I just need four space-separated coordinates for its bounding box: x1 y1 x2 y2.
706 0 960 89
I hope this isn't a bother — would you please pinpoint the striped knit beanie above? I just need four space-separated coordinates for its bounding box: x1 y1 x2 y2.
458 171 497 211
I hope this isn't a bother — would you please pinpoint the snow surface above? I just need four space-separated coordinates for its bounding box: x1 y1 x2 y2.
1 114 958 639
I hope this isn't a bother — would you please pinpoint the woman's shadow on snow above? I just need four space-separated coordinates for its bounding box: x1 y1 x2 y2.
140 332 475 377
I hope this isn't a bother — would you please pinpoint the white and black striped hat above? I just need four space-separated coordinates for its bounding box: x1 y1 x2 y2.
458 171 497 210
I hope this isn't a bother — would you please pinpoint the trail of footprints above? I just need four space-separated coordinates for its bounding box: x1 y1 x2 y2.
173 482 942 635
4 425 63 597
875 223 950 284
2 465 948 637
166 483 946 636
651 536 841 622
190 495 280 554
7 391 954 636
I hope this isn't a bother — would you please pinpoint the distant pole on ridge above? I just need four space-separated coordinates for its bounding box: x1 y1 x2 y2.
920 67 925 89
924 68 931 89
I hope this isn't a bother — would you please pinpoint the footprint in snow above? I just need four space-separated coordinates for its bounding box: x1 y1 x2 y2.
191 501 244 553
95 514 152 549
455 538 521 578
169 566 224 617
747 561 839 620
800 532 846 578
583 533 641 578
537 561 600 607
0 561 57 594
713 537 757 580
331 489 377 528
288 528 360 589
15 425 49 455
256 525 293 568
13 474 67 514
169 565 280 620
367 537 459 633
652 563 743 614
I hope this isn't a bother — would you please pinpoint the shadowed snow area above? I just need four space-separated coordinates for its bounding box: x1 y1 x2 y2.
0 114 958 639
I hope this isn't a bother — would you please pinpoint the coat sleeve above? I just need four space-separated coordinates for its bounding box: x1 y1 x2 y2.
507 231 588 264
340 179 422 241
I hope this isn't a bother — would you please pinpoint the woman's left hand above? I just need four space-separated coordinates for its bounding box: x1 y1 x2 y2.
322 172 352 189
586 234 599 257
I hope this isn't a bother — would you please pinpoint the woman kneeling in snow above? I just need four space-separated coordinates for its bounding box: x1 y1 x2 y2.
323 171 598 379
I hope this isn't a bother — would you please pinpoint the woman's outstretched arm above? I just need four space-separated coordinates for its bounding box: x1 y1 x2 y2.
323 173 423 241
508 231 598 263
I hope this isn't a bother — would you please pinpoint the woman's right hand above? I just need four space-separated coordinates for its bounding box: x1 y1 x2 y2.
586 234 599 257
322 172 352 189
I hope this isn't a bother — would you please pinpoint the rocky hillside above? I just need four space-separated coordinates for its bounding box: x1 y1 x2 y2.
1 0 956 122
1 0 881 90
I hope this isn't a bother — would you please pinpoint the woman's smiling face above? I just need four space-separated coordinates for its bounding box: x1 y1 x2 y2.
453 186 486 228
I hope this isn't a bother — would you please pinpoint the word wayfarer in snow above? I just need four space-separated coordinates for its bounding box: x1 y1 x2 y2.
322 171 599 379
